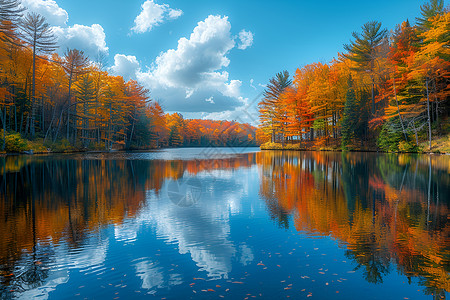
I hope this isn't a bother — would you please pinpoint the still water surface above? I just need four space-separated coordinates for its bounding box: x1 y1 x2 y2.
0 148 449 299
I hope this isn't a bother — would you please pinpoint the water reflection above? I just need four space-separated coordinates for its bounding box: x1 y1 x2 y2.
258 151 449 298
0 150 448 299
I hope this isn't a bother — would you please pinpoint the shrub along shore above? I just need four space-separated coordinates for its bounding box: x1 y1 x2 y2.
260 132 450 154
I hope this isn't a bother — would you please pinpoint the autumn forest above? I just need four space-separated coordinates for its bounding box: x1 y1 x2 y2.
0 0 257 153
0 0 449 298
257 0 450 153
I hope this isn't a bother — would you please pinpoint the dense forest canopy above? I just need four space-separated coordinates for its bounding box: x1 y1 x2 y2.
257 0 450 152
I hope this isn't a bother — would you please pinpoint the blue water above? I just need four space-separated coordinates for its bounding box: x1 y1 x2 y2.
0 149 448 299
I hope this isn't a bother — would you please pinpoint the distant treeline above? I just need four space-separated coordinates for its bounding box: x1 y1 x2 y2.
164 114 258 148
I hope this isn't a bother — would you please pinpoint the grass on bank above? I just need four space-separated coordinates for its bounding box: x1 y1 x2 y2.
261 133 450 154
0 130 115 154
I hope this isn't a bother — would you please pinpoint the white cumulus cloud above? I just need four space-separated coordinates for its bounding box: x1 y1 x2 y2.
52 24 108 58
238 29 254 50
132 0 183 34
136 15 245 113
111 54 140 81
205 97 215 104
22 0 68 26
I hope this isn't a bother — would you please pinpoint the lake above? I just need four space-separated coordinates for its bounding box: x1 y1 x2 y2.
0 148 449 299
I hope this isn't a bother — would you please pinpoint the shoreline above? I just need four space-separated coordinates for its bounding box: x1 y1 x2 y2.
0 145 261 156
259 147 449 155
1 146 448 157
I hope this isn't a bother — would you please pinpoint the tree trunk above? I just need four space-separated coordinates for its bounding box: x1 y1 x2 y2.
53 109 65 143
41 96 45 133
44 105 57 144
66 71 73 141
31 41 36 138
371 76 375 115
25 114 30 137
433 79 439 126
19 112 23 134
1 107 5 151
128 106 137 148
426 77 432 151
83 100 87 148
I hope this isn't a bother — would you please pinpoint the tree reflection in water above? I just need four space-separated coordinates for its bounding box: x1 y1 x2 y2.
258 151 449 298
0 151 448 299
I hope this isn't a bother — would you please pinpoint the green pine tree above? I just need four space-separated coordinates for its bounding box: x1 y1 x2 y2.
416 0 444 31
341 76 358 150
343 21 388 114
168 125 183 147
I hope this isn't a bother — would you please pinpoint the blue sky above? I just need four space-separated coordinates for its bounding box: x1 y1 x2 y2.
21 0 436 123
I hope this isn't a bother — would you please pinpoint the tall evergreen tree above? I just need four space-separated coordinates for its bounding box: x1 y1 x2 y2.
416 0 444 31
20 13 57 137
344 21 388 115
259 70 292 143
341 76 358 149
0 0 24 43
62 49 89 141
73 74 96 147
